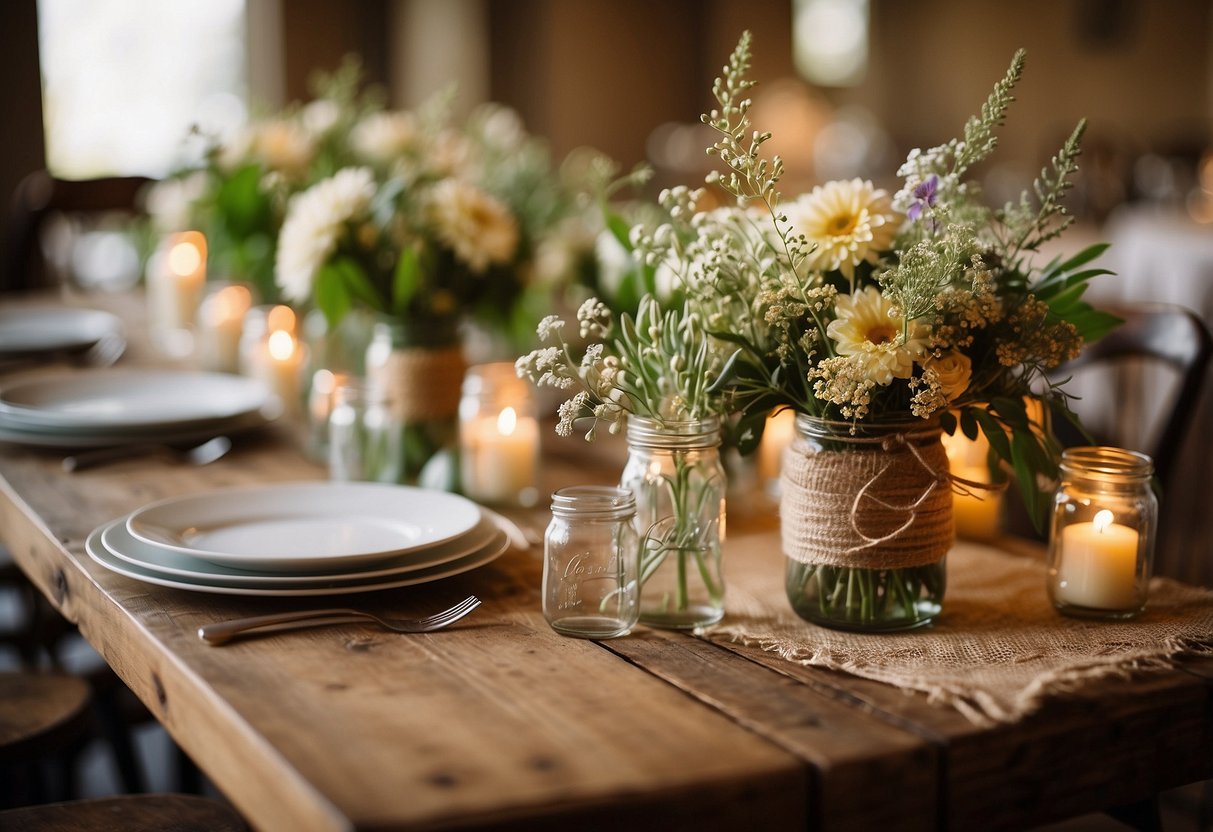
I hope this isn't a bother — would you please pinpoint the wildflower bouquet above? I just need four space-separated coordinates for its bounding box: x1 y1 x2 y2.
629 33 1116 629
145 60 378 305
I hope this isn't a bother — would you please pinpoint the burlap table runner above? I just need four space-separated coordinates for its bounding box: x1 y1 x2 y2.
710 542 1213 725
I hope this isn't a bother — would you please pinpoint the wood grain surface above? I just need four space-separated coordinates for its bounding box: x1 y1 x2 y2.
0 291 1209 831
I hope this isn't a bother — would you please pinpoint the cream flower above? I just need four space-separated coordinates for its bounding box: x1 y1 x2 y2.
923 350 972 401
275 168 376 303
429 179 518 272
350 111 419 164
826 286 928 385
784 178 899 280
251 118 315 178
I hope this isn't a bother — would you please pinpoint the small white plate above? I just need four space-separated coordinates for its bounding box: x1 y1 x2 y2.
86 520 507 596
102 512 502 584
0 307 122 356
126 482 482 572
0 370 271 430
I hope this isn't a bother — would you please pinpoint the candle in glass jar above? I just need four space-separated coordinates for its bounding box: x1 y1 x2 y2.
757 408 796 490
951 466 1002 541
1055 509 1140 609
461 405 539 504
196 284 252 373
147 231 207 355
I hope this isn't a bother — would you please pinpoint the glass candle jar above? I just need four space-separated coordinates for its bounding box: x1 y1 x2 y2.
543 486 639 639
1047 447 1157 619
458 363 540 506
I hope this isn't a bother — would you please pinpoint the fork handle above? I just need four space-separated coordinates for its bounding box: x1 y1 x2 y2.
199 609 363 645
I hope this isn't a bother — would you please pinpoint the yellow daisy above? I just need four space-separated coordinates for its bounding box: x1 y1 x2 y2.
785 178 899 282
826 286 928 385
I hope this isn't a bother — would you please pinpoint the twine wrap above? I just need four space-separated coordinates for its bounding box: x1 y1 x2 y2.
780 425 953 569
371 345 466 423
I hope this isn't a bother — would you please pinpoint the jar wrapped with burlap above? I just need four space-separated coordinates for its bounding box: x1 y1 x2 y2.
780 414 953 631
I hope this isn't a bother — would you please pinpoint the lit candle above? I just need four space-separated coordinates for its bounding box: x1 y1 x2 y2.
1055 509 1140 610
461 405 539 504
950 465 1002 541
196 284 252 374
251 328 305 418
757 408 796 493
147 231 207 355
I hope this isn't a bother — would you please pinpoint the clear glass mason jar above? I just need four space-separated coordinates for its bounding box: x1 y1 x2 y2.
543 486 640 639
783 415 951 632
458 363 540 507
327 378 403 483
620 416 726 630
363 318 464 486
1047 446 1157 619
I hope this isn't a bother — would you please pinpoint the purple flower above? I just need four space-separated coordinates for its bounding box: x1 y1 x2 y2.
906 175 939 221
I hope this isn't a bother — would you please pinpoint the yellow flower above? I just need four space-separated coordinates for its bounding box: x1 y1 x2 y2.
923 351 972 401
826 286 928 385
785 178 899 281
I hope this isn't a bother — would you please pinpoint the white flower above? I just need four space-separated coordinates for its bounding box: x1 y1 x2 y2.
826 286 928 385
536 315 564 341
922 350 972 401
350 111 419 164
429 179 518 272
473 104 526 152
300 100 341 137
275 168 376 303
144 172 207 232
784 178 899 280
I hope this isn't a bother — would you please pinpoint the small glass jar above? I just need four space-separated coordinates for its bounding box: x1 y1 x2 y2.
1047 447 1157 619
620 416 726 630
327 379 403 483
543 486 640 639
458 363 540 507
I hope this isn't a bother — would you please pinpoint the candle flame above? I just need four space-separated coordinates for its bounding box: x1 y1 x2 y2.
268 329 296 361
1093 509 1114 533
496 406 517 436
168 237 204 276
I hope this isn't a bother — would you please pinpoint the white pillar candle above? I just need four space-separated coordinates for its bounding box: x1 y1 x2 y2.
252 329 305 418
147 231 207 355
1055 509 1140 609
196 284 253 374
461 406 539 504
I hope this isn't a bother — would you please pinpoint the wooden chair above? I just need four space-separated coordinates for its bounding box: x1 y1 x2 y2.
3 170 152 292
1056 302 1213 493
0 794 246 832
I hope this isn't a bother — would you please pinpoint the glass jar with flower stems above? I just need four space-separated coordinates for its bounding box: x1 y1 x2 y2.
618 33 1119 630
517 294 730 629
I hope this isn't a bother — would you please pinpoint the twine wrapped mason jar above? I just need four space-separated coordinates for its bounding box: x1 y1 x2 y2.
781 414 953 631
362 318 465 486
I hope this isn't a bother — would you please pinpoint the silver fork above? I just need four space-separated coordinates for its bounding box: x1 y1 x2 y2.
198 595 481 646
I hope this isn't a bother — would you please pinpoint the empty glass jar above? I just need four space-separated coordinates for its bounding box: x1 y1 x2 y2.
543 486 639 639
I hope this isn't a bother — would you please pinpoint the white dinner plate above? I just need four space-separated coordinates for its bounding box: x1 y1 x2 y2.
0 370 271 430
126 482 482 572
102 512 502 584
86 520 508 596
0 307 122 356
0 409 272 449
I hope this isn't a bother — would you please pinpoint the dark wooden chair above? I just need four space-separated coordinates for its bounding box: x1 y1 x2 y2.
3 170 152 292
1057 302 1213 494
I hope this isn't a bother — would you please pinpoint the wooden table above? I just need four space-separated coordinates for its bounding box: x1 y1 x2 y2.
1 292 1211 831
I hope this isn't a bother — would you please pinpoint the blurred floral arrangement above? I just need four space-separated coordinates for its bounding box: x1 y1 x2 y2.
146 59 611 351
620 33 1117 524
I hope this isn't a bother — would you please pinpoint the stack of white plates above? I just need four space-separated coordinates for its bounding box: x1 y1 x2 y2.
86 482 510 596
0 306 123 359
0 369 277 447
